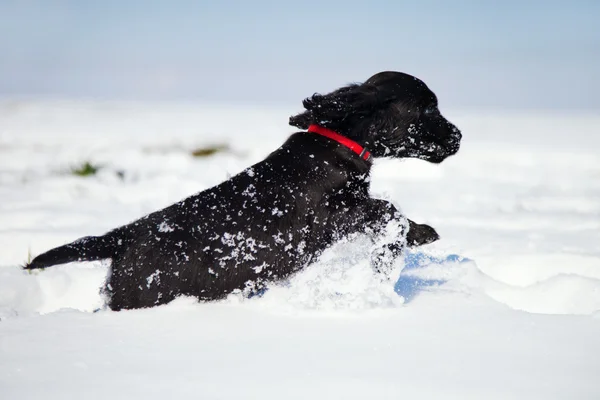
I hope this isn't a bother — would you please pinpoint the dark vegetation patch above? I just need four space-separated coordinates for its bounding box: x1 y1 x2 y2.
190 144 230 158
71 161 101 177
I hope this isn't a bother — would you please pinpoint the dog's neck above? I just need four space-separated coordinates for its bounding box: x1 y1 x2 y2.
307 125 372 164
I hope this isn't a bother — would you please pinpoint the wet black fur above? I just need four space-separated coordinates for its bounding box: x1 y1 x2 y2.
25 71 462 310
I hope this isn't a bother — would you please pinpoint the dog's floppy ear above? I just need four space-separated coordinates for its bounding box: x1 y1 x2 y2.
289 83 388 130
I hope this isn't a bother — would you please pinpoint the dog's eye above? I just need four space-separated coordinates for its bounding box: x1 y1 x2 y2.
423 106 437 116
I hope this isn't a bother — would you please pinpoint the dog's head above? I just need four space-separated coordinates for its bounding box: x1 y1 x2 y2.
289 71 462 163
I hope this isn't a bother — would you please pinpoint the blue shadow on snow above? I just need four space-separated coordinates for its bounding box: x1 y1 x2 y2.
394 252 470 303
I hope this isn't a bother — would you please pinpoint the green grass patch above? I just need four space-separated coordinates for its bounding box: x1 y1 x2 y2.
71 161 101 177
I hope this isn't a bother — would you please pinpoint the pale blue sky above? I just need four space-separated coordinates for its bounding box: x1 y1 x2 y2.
1 0 598 109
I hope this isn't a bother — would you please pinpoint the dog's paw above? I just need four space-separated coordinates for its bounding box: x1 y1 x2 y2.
406 223 439 247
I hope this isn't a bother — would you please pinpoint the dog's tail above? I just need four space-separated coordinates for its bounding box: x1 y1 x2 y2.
24 233 123 270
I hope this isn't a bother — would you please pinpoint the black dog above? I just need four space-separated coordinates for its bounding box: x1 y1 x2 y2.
25 71 462 310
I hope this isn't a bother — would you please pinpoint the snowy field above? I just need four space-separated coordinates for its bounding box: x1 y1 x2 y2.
1 100 599 399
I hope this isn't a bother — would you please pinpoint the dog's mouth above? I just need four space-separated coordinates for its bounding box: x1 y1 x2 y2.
415 143 457 163
403 123 462 164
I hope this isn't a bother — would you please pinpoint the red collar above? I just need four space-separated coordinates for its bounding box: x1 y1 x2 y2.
307 124 372 162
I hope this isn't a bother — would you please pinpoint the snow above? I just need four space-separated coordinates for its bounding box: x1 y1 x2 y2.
1 100 599 399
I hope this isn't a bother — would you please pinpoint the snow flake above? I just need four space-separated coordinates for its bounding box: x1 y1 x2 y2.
252 262 268 274
297 240 306 255
242 184 257 198
146 270 161 287
158 221 175 233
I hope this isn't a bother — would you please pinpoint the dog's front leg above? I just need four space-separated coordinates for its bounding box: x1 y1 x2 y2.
361 199 409 278
327 199 439 278
326 200 403 278
365 201 440 277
